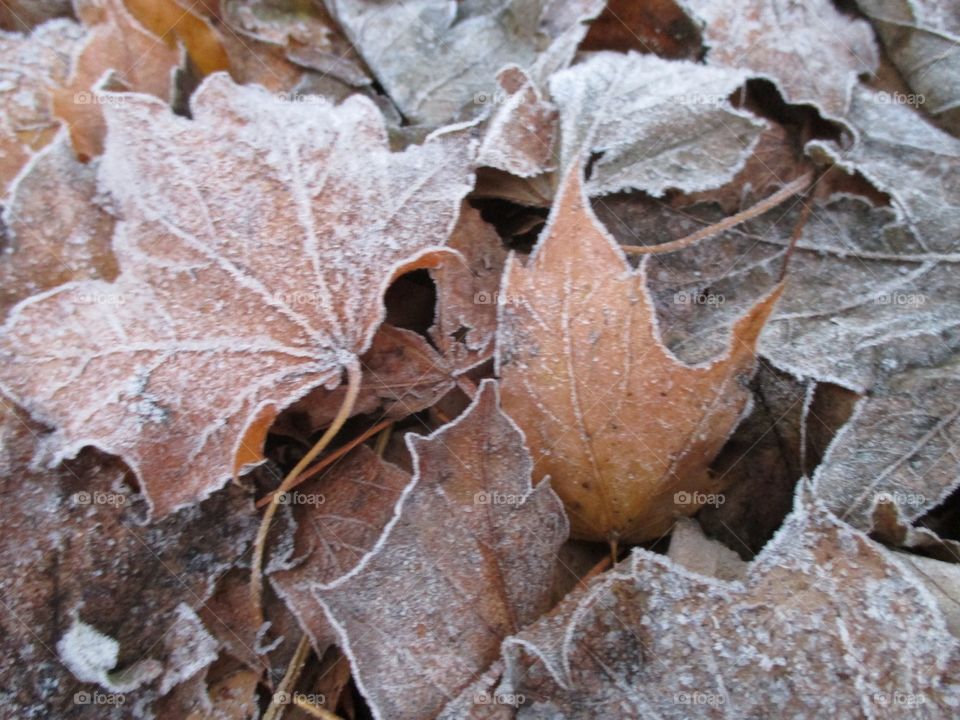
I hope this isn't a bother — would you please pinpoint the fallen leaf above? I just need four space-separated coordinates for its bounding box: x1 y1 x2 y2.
430 204 509 373
580 0 703 58
314 380 568 720
497 485 960 717
686 0 879 118
0 18 84 193
326 0 604 125
550 52 766 197
269 445 409 656
0 398 257 717
856 0 960 133
666 517 747 581
0 132 116 316
124 0 229 75
0 73 475 517
53 0 180 159
496 163 781 543
0 0 72 32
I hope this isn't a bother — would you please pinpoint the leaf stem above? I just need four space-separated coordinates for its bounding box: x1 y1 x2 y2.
250 358 363 624
621 171 815 256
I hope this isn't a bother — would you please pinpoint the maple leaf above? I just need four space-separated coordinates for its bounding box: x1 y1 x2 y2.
269 445 409 657
496 485 960 717
856 0 960 133
0 73 475 517
550 52 766 197
0 399 255 717
0 18 84 193
0 133 116 316
314 380 568 720
52 0 180 160
496 163 782 543
325 0 604 125
685 0 879 118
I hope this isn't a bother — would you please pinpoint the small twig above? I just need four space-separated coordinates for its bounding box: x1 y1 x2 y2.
250 359 363 623
779 173 819 281
255 416 394 509
373 422 393 457
609 538 619 566
263 634 312 720
579 554 614 589
293 698 343 720
621 171 815 256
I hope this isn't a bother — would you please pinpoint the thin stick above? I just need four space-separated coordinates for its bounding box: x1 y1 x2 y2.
579 554 613 589
621 171 815 256
609 538 619 566
255 416 393 509
373 422 393 457
779 174 819 281
250 359 363 622
293 698 343 720
263 634 312 720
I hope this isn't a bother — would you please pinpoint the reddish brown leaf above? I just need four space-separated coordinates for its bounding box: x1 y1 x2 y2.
0 73 475 517
496 164 782 543
314 380 568 720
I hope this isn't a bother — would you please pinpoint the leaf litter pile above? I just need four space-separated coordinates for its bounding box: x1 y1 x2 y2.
1 0 960 718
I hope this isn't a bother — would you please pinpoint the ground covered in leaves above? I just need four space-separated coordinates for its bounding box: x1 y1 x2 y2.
1 0 959 718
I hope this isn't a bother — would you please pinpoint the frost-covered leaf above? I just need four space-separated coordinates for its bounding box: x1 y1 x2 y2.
814 360 960 532
498 485 960 718
496 164 781 543
326 0 604 126
666 517 747 581
270 445 409 655
477 65 557 179
686 0 879 118
550 52 765 197
315 380 568 720
52 0 180 159
277 324 457 436
0 73 475 517
0 133 116 316
430 204 508 373
0 18 84 193
809 85 960 254
0 400 256 717
856 0 960 133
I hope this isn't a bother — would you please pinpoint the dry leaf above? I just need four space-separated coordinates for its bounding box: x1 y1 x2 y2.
856 0 960 133
498 485 960 718
430 204 509 373
496 164 781 543
0 133 116 316
314 380 568 720
550 52 765 197
53 0 180 159
0 0 72 32
326 0 604 126
686 0 879 118
269 445 410 655
0 73 475 517
0 19 84 193
124 0 229 76
0 399 256 717
580 0 703 58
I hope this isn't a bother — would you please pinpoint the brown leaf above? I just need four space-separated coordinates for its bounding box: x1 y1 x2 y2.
0 398 257 716
580 0 703 59
496 164 782 543
0 0 72 32
0 73 475 517
277 324 457 438
314 380 568 720
124 0 229 75
498 485 960 717
53 0 180 159
269 445 409 655
0 19 84 193
430 204 508 373
686 0 879 117
0 133 116 317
